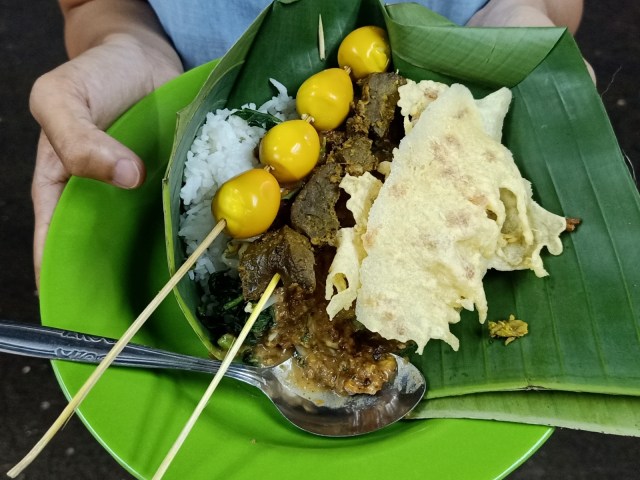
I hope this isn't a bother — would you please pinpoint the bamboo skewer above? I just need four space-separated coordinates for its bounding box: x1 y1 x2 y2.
7 219 227 479
152 272 281 480
318 14 326 61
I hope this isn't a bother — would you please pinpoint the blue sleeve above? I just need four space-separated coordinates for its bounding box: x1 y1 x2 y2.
148 0 488 69
389 1 488 26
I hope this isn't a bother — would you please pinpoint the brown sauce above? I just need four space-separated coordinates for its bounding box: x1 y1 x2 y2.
252 251 405 396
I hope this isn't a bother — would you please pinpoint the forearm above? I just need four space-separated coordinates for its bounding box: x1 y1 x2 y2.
61 0 172 56
469 0 583 33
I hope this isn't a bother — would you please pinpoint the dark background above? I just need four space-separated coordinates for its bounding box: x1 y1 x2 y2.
1 0 639 478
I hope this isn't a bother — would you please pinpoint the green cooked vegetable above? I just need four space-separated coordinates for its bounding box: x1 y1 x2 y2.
231 108 282 129
199 271 274 353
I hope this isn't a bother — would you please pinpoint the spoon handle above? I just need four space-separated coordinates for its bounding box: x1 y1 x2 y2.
0 319 254 381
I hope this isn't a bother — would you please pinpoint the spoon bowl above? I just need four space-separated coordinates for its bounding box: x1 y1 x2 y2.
253 353 425 436
0 320 426 437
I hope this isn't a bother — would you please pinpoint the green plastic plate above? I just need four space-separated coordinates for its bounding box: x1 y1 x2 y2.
40 62 551 480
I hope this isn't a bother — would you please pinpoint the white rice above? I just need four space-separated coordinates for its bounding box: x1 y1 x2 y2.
178 79 297 289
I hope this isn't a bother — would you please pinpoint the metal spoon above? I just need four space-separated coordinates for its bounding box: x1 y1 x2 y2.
0 319 426 437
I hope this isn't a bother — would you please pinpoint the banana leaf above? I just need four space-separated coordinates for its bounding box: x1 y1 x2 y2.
409 391 640 437
162 0 640 433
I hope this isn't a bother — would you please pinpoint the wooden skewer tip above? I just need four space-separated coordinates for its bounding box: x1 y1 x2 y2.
318 14 326 61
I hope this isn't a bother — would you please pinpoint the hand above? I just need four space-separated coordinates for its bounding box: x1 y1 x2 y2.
30 37 182 288
31 121 144 290
468 3 555 29
467 0 595 83
467 0 583 30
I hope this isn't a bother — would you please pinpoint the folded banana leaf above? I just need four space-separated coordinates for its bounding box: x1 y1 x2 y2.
410 391 640 437
163 0 640 435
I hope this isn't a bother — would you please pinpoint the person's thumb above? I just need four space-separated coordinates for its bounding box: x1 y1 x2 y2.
30 75 146 189
50 121 144 189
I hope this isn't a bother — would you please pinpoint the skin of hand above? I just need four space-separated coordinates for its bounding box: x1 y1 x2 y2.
467 0 583 31
467 0 595 81
31 0 183 288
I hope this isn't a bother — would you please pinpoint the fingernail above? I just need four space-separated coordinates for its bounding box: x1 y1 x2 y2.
113 159 141 188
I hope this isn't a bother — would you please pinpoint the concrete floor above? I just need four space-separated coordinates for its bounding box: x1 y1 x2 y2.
1 0 639 478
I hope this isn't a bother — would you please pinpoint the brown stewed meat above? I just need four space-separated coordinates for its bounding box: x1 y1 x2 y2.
327 134 379 177
238 226 316 301
252 250 405 395
348 72 407 139
290 162 343 246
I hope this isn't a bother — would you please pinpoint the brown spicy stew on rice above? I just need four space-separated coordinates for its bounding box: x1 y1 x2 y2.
188 69 575 397
197 73 409 396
